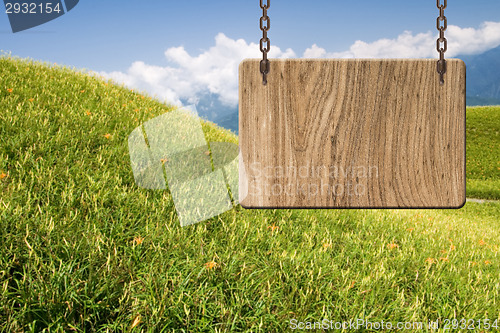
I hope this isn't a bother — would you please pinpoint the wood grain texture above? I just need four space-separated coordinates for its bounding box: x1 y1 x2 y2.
239 59 466 208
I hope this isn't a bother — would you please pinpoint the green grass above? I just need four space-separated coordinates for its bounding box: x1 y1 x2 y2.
0 56 499 332
466 106 500 200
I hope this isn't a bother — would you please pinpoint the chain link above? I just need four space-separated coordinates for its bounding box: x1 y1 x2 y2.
257 1 448 85
437 0 447 85
260 0 270 85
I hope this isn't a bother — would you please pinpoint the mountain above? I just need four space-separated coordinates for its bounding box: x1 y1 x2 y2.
180 92 237 126
215 109 239 134
460 45 500 106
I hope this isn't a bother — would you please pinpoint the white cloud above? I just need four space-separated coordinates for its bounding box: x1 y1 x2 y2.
100 33 295 108
303 44 327 58
304 21 500 59
101 22 500 109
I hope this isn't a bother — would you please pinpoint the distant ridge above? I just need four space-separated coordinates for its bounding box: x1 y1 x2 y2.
460 45 500 106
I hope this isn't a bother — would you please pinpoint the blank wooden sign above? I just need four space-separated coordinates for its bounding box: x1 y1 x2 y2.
239 59 466 208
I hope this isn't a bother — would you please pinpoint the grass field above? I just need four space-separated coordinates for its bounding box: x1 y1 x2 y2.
0 56 499 332
466 106 500 200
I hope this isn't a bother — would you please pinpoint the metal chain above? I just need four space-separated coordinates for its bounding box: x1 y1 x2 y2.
257 1 447 86
437 0 447 85
260 0 270 85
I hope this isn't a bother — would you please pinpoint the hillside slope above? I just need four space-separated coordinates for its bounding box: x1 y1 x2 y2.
466 106 500 199
0 57 499 331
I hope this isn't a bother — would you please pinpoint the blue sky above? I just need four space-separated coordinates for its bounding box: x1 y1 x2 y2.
2 1 500 117
2 0 500 71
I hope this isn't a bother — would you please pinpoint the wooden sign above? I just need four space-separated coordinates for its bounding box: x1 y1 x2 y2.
239 59 466 208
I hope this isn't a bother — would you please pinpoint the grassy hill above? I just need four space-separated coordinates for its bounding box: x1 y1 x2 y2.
1 56 499 331
466 106 500 200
